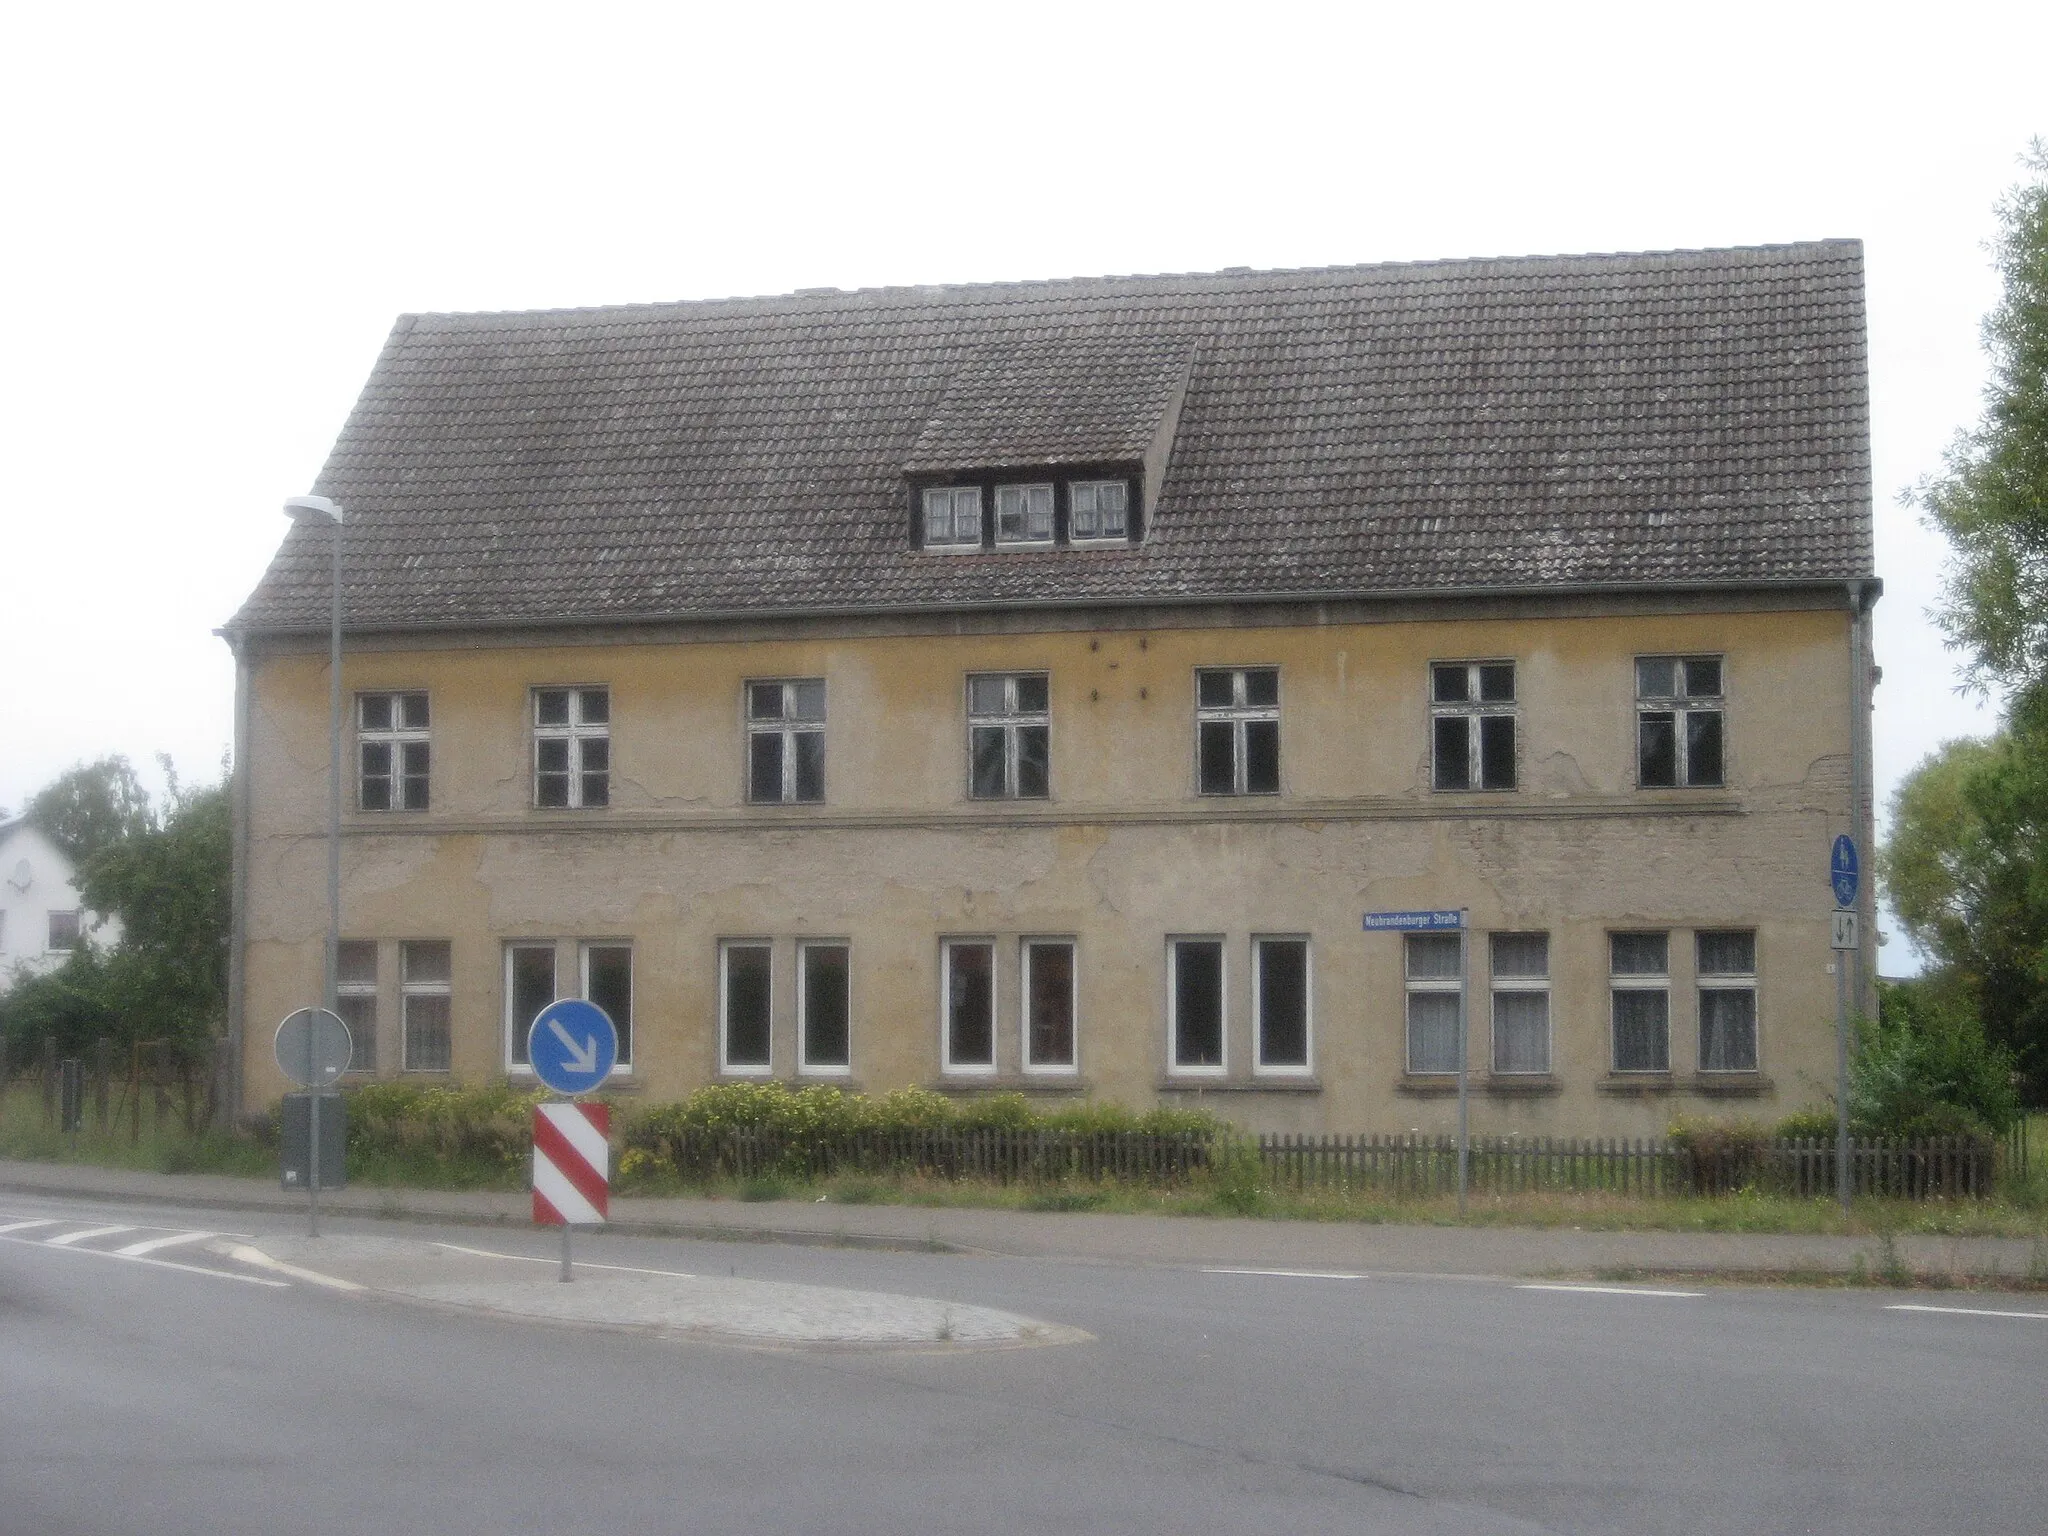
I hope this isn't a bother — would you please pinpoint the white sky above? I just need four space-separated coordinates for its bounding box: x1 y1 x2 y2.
1 1 2040 962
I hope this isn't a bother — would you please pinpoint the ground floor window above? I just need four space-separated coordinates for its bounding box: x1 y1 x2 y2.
719 941 773 1074
1253 937 1310 1073
1610 931 1670 1072
583 943 633 1066
1169 938 1225 1073
941 939 996 1073
401 941 452 1073
505 943 557 1067
1697 930 1758 1072
1405 933 1463 1074
1490 932 1550 1074
799 941 851 1073
1023 939 1076 1072
335 940 378 1073
502 940 631 1070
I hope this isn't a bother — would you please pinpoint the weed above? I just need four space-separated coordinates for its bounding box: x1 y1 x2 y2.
1020 1187 1109 1213
738 1176 789 1203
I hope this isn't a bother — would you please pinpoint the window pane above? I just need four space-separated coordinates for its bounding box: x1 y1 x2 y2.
793 730 826 802
723 945 772 1069
749 731 784 803
1686 710 1724 786
360 694 393 731
1637 711 1677 787
535 689 570 726
587 945 633 1064
1490 932 1548 978
1610 932 1668 975
1612 989 1670 1071
968 675 1009 717
337 939 378 987
1197 720 1236 794
537 737 569 773
1682 655 1722 698
580 770 610 808
748 682 785 721
1407 991 1460 1073
1173 941 1224 1067
1431 663 1470 704
578 690 609 725
1015 725 1050 798
1026 942 1074 1067
1477 663 1515 703
1257 939 1309 1068
946 943 995 1067
1697 930 1756 975
580 737 610 773
46 910 80 950
1096 481 1128 535
1197 670 1235 708
1699 988 1758 1071
790 679 826 721
1406 932 1462 980
1243 668 1279 708
970 725 1008 797
336 994 377 1074
509 946 556 1065
404 994 451 1072
802 945 851 1068
1493 991 1549 1073
403 940 451 985
399 742 430 810
359 743 392 810
535 770 569 808
1478 713 1516 789
1013 674 1049 714
1433 716 1471 791
1636 657 1677 699
399 693 430 730
1244 719 1280 793
1025 484 1053 538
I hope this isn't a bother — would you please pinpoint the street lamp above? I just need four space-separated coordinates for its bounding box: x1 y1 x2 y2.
283 494 343 1234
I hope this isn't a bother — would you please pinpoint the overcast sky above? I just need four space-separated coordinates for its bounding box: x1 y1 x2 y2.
2 1 2040 958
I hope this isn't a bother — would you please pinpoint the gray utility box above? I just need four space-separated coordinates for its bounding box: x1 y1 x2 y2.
280 1093 348 1191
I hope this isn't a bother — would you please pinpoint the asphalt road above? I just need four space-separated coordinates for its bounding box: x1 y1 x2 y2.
3 1192 2044 1536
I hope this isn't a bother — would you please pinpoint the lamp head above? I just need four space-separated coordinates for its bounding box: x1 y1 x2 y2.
283 494 344 525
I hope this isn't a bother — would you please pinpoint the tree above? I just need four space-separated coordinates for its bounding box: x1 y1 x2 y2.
1918 140 2048 706
26 756 153 865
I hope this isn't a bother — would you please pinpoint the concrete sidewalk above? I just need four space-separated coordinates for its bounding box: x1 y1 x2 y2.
4 1157 2043 1286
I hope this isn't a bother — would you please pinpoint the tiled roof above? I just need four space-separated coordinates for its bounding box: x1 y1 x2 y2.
231 242 1873 634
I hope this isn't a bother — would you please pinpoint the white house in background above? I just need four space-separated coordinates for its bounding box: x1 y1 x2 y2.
0 816 119 990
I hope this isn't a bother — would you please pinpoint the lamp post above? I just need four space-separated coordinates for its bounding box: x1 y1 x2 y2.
283 494 343 1234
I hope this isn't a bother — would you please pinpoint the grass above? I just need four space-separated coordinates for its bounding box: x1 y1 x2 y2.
0 1085 271 1178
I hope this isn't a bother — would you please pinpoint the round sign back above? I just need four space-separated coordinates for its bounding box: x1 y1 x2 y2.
275 1007 353 1089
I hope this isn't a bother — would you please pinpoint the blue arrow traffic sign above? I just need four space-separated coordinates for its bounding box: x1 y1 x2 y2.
1363 909 1466 932
527 999 618 1096
1830 835 1860 910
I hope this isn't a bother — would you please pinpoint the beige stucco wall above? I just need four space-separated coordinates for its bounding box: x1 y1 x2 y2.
238 601 1865 1135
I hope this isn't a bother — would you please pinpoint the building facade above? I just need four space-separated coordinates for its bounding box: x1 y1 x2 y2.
0 817 116 991
225 244 1879 1134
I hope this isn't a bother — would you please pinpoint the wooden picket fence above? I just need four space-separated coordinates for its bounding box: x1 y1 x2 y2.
0 1035 223 1140
638 1125 1214 1185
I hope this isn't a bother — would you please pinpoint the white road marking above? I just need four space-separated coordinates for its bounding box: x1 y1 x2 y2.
433 1240 696 1279
45 1225 135 1247
1201 1267 1369 1281
1517 1283 1705 1298
220 1243 364 1292
0 1232 287 1287
0 1219 61 1235
117 1230 217 1257
1887 1303 2048 1322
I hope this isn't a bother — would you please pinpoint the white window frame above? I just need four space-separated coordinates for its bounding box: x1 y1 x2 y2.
357 691 430 812
718 939 775 1076
45 908 82 953
1636 655 1726 789
1252 935 1313 1077
922 485 983 549
1404 932 1464 1075
1609 931 1672 1073
1068 479 1130 543
797 938 853 1077
503 941 559 1071
1488 932 1551 1075
400 940 453 1074
994 482 1055 545
1697 929 1759 1073
1430 660 1517 792
1166 935 1228 1078
1194 667 1281 796
745 678 827 804
939 937 998 1076
1021 937 1079 1075
967 672 1051 800
335 939 379 1075
532 687 611 808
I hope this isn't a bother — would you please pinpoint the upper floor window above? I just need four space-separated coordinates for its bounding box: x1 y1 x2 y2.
923 486 983 549
1637 656 1724 787
1069 480 1129 542
995 483 1054 544
1196 667 1280 795
1431 661 1516 791
358 692 430 811
748 679 825 804
534 687 610 808
968 673 1050 799
46 909 81 953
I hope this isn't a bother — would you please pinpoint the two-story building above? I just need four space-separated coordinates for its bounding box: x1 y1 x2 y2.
223 242 1879 1134
0 816 116 990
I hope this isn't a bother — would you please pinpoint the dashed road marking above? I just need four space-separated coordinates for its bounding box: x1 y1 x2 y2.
45 1225 136 1247
117 1230 217 1258
1517 1283 1704 1299
0 1230 287 1287
433 1240 696 1279
1887 1303 2048 1322
1201 1267 1369 1281
0 1218 61 1235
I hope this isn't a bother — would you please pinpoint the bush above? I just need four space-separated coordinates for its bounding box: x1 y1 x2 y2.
1775 1106 1840 1141
1668 1116 1773 1192
1850 981 2021 1139
344 1080 547 1168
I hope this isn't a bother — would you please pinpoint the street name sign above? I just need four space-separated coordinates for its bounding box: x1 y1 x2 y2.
1362 909 1465 932
1830 835 1860 910
274 1008 352 1089
526 999 619 1096
532 1102 610 1226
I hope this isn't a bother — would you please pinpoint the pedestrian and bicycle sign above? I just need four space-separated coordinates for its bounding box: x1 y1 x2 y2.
526 999 618 1096
532 1101 610 1227
1830 835 1860 910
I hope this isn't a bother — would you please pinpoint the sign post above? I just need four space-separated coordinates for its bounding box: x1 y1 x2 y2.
274 1008 352 1238
1830 834 1860 1213
526 998 618 1281
1364 908 1470 1215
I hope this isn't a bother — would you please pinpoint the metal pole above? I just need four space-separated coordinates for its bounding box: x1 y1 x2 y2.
1456 916 1470 1218
1836 951 1851 1213
560 1219 573 1283
312 513 342 1240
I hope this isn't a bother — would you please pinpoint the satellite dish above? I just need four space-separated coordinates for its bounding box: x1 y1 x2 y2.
7 858 30 893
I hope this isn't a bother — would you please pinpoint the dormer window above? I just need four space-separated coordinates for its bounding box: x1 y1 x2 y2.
995 484 1054 544
923 486 982 548
1070 480 1128 542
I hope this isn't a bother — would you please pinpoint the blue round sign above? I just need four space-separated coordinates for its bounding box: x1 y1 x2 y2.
1830 834 1860 910
527 998 618 1095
